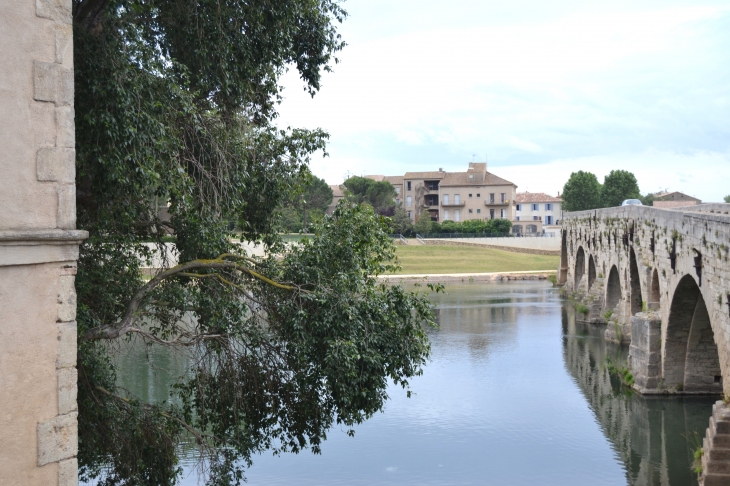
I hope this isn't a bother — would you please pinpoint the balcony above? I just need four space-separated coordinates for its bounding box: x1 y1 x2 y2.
485 199 510 206
441 201 465 207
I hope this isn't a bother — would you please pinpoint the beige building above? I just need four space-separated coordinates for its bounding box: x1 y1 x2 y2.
1 0 85 484
367 163 518 223
652 191 701 209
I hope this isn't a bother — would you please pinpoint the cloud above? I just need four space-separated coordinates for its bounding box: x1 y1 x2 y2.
277 2 730 201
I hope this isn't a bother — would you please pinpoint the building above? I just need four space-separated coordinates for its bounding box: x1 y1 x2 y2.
325 184 344 215
514 192 562 234
376 163 518 223
652 191 701 209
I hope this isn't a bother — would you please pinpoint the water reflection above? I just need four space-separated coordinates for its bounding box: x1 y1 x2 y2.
97 282 714 485
562 307 715 486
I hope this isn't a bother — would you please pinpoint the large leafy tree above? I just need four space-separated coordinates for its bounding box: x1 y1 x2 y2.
601 170 641 208
72 1 437 484
724 195 730 203
278 175 333 232
562 171 602 212
343 176 397 214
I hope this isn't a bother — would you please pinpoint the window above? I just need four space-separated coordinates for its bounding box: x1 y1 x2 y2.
407 211 412 218
532 203 539 211
454 194 460 204
396 198 400 205
395 187 401 195
477 209 481 213
546 216 554 225
501 193 506 203
444 209 450 220
516 216 520 221
476 193 481 198
545 203 552 211
501 209 506 218
489 193 495 203
468 193 472 198
533 216 540 221
406 196 412 206
489 209 495 219
454 209 460 222
443 194 449 205
407 181 412 191
516 204 521 211
468 209 473 213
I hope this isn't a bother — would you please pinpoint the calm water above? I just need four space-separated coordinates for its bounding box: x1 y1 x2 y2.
113 281 716 485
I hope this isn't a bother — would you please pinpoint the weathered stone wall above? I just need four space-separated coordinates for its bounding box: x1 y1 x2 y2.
561 204 730 396
0 0 85 484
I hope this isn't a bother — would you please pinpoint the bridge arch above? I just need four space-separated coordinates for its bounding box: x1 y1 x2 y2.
663 275 722 393
587 255 596 290
605 265 621 312
628 248 642 315
574 247 585 288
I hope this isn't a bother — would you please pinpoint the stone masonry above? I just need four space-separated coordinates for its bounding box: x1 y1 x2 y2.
561 203 730 485
0 0 85 484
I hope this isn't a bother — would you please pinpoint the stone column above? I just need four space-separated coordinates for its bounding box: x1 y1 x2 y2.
629 312 662 392
0 0 85 484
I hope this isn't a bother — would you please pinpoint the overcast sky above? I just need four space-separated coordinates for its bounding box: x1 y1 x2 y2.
276 0 730 201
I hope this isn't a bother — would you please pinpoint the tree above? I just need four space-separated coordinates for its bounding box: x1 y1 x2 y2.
601 170 641 208
278 175 333 232
562 171 602 212
343 176 396 214
390 206 413 235
724 195 730 203
72 1 437 484
414 210 434 235
639 192 658 206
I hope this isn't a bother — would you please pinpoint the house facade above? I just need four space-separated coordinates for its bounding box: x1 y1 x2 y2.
513 192 562 234
366 163 518 223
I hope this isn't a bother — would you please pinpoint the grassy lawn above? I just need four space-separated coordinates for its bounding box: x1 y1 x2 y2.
390 245 559 275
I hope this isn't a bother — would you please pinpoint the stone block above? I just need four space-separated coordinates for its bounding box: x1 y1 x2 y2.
37 412 77 466
57 367 77 414
36 0 72 24
56 321 77 368
57 184 76 230
34 61 60 103
56 106 75 148
37 147 75 183
57 275 77 322
59 457 78 486
33 61 73 105
55 24 74 67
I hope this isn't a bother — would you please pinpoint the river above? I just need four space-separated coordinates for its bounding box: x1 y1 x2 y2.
112 281 715 485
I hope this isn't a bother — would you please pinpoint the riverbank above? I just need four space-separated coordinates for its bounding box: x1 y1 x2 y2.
380 270 554 284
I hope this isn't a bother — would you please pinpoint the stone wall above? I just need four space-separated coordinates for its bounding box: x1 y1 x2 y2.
561 205 730 394
0 0 85 484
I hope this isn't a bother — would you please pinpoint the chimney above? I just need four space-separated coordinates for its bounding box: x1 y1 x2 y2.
439 167 443 172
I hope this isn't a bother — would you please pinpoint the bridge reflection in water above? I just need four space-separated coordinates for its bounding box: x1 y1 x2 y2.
563 307 715 486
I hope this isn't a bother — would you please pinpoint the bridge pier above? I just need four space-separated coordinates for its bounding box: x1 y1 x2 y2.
629 313 662 392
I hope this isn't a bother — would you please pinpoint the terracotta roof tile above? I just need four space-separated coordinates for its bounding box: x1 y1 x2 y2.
514 192 562 203
403 171 447 179
439 171 516 187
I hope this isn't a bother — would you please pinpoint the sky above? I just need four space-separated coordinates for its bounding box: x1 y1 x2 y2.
275 0 730 201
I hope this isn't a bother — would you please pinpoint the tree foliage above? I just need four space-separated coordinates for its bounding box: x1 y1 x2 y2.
601 170 641 207
414 210 434 235
724 195 730 203
343 176 397 214
72 1 438 484
277 175 333 232
561 171 602 211
389 206 413 235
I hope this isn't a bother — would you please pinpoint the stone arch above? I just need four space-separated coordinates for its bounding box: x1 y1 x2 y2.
588 255 596 290
558 230 568 285
574 247 585 288
628 248 642 315
664 275 722 392
606 265 621 312
649 268 660 310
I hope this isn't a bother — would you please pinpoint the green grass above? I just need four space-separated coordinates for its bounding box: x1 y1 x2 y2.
390 245 559 275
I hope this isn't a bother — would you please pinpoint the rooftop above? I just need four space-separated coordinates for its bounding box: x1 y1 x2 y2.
515 192 562 203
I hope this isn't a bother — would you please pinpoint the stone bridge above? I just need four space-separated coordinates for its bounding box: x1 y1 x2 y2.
561 203 730 485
